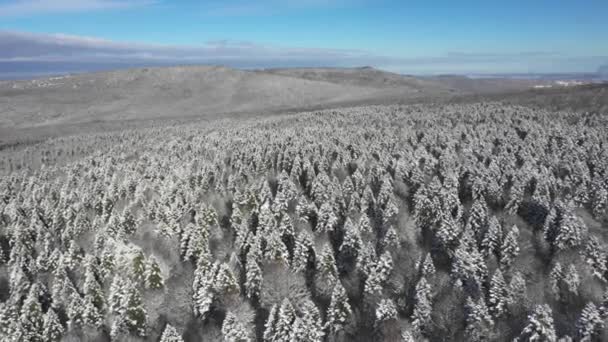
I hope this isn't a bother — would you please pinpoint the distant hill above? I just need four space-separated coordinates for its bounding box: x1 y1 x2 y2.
0 65 542 137
599 65 608 78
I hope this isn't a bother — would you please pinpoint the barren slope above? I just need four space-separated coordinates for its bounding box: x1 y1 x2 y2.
0 65 431 128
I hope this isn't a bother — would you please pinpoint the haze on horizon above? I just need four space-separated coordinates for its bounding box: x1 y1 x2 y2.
0 0 607 79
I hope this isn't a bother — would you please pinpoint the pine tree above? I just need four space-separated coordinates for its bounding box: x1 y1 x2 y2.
291 230 313 273
376 298 398 323
245 252 262 299
520 304 557 342
401 329 416 342
365 251 393 296
222 311 253 342
576 302 603 341
66 291 84 330
132 249 147 282
488 269 509 318
500 225 520 270
340 218 362 256
465 296 494 342
417 253 436 278
263 304 279 342
452 235 487 296
554 210 587 251
144 255 164 289
41 309 64 342
481 216 502 258
411 276 432 335
274 299 296 342
316 201 337 234
160 324 184 342
549 262 564 300
17 284 44 342
563 264 580 296
300 299 324 342
326 281 352 335
124 281 148 337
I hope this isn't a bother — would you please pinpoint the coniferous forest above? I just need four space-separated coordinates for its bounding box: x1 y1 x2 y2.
1 102 608 341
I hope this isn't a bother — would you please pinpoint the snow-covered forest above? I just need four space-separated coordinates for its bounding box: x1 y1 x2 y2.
0 102 607 341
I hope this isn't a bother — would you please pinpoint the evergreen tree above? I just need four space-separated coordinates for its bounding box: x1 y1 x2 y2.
326 281 352 335
41 309 64 342
576 302 603 341
520 304 557 342
245 252 262 299
263 304 279 342
563 264 580 296
160 324 184 342
376 298 398 323
465 296 494 342
222 311 253 342
275 298 296 342
412 276 432 335
554 210 587 251
500 225 520 270
488 269 509 318
291 230 314 274
144 255 164 289
17 284 44 342
481 216 502 258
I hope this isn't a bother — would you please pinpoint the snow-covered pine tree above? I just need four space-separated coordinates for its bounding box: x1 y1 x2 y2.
465 296 494 342
222 311 253 342
245 251 262 299
576 302 603 341
144 255 164 289
263 304 279 342
42 308 64 342
488 269 510 318
519 304 557 342
274 298 296 342
17 284 44 342
159 323 184 342
291 230 314 274
563 264 580 296
499 225 520 270
376 298 398 323
326 281 352 335
411 276 432 335
481 216 502 259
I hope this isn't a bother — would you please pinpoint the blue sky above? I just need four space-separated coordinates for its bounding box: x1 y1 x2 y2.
0 0 607 74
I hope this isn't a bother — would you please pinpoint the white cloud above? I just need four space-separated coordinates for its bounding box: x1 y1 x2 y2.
0 31 605 74
0 0 156 17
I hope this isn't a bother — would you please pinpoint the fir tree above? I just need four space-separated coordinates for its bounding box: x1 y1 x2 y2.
376 298 398 323
326 281 352 335
500 225 520 270
412 276 432 335
41 309 64 342
465 296 494 342
481 216 502 259
245 252 262 299
17 284 44 342
275 298 296 342
144 255 164 289
160 324 184 342
488 269 510 318
576 302 603 341
222 311 253 342
520 304 557 342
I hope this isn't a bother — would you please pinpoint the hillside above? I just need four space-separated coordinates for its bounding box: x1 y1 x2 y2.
0 66 440 129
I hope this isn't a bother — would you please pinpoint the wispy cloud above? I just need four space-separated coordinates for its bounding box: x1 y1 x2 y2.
203 0 366 17
0 0 156 17
0 31 605 75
